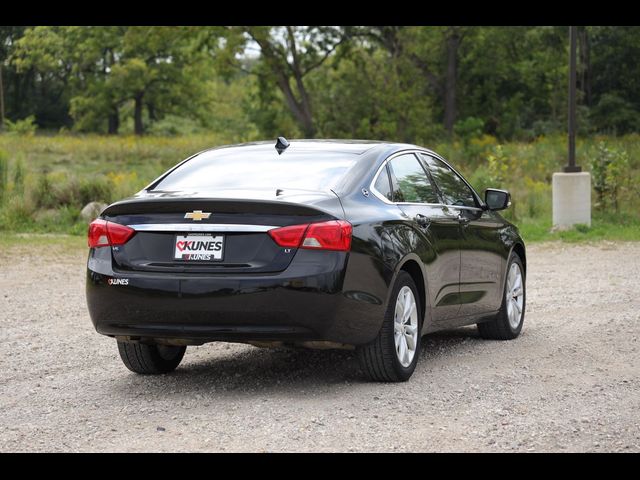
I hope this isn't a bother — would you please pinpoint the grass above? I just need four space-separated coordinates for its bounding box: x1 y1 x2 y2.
518 214 640 243
0 132 639 244
0 133 229 235
0 232 86 250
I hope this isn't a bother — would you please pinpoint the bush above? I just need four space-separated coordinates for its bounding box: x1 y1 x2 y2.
486 144 512 188
590 93 640 135
32 174 114 209
3 116 38 136
0 195 36 231
454 117 488 162
590 141 630 213
468 165 494 195
523 178 551 219
13 159 25 197
33 172 56 209
79 177 113 205
454 116 484 141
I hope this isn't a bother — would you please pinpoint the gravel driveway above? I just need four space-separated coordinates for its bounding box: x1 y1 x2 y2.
1 239 638 452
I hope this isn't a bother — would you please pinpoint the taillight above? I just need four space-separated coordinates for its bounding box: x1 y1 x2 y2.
268 220 352 252
88 219 135 248
267 224 309 248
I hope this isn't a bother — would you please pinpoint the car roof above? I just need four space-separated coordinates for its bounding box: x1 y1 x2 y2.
198 139 420 157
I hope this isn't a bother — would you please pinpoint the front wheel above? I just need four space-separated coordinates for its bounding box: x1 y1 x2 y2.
117 341 186 374
477 252 526 340
357 271 422 382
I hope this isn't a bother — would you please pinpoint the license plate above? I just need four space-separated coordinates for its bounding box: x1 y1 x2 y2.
174 234 224 261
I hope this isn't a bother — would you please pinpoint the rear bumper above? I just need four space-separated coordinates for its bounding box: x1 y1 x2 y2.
86 248 387 345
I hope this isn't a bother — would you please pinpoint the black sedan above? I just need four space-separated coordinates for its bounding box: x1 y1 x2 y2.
86 139 526 382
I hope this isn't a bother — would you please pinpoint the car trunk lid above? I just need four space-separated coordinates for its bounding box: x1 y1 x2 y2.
102 189 344 274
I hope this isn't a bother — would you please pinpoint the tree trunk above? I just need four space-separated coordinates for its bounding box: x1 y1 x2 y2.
107 105 119 135
134 93 144 136
274 73 315 138
444 31 460 134
249 29 317 138
293 73 315 138
299 112 315 138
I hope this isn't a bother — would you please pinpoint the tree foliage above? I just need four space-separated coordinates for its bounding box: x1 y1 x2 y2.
12 26 212 134
2 26 640 139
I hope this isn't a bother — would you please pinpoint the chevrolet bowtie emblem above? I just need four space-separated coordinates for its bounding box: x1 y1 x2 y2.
184 210 211 221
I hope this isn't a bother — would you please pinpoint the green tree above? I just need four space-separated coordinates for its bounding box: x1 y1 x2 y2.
589 26 640 134
1 26 71 130
13 26 211 135
208 26 350 138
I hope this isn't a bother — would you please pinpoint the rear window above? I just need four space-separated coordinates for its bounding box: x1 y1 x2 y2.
152 147 359 192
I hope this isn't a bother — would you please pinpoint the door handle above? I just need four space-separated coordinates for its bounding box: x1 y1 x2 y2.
415 214 431 229
457 212 470 225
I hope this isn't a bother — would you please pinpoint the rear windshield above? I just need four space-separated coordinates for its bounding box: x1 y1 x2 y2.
152 147 359 192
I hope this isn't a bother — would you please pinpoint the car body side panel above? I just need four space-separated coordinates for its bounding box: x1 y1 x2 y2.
340 145 526 337
392 204 462 321
340 192 442 335
457 208 506 316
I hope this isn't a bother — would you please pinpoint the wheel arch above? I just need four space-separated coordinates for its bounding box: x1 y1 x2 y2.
510 242 527 275
387 253 430 329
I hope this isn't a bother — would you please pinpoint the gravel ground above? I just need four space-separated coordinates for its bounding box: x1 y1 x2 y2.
1 240 639 452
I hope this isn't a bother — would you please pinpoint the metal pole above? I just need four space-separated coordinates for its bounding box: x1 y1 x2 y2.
564 26 581 172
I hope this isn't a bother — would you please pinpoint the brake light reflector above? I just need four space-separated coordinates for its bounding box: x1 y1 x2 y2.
88 219 135 248
88 219 109 247
302 220 352 251
268 220 352 252
267 224 309 248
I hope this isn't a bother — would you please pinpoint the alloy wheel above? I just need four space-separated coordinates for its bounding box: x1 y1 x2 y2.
394 286 419 367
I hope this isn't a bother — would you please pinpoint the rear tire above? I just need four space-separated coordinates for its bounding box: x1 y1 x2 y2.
477 252 526 340
357 271 422 382
117 341 186 374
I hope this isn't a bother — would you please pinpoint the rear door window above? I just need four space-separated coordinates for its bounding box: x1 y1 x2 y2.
420 154 477 208
387 154 439 204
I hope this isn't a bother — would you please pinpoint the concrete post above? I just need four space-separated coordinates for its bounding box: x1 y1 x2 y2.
552 172 591 229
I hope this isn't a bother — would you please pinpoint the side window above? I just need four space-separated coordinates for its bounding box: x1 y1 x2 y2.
373 165 393 201
387 154 439 204
420 154 477 208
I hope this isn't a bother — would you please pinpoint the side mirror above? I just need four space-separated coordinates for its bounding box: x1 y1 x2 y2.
484 188 511 211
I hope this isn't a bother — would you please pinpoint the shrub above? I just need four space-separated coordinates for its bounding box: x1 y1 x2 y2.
454 116 484 142
13 158 25 197
79 177 112 205
0 195 36 231
486 144 512 188
468 165 494 195
30 171 114 209
523 178 551 219
3 115 38 136
454 117 489 162
33 172 56 208
590 141 630 213
590 93 640 135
